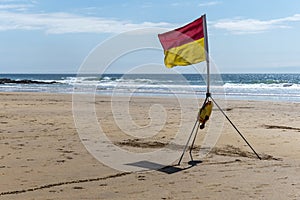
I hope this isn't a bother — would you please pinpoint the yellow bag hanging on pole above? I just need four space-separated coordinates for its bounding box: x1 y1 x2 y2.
198 101 213 129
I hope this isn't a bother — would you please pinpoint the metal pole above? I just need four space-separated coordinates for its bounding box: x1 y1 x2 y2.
177 119 199 165
178 15 210 165
210 96 262 160
203 14 210 94
189 122 200 161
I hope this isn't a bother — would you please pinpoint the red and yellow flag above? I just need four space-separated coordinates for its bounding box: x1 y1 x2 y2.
158 16 206 68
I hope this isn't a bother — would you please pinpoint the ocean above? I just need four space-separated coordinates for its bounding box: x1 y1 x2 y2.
0 73 299 102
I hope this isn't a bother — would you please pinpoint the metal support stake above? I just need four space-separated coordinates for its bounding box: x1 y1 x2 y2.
177 119 199 165
210 96 261 160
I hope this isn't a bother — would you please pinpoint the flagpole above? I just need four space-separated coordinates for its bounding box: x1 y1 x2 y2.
203 14 210 96
158 14 262 165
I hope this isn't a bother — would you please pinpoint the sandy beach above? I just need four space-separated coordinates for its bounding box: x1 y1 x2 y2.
1 92 300 199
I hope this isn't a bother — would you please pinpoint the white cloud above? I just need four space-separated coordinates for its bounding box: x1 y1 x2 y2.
0 4 32 10
170 2 192 7
141 2 153 8
0 0 19 2
171 1 220 7
213 14 300 34
171 2 180 6
0 11 173 34
0 0 35 11
198 1 221 7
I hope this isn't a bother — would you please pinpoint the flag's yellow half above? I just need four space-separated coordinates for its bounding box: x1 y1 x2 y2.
164 37 205 68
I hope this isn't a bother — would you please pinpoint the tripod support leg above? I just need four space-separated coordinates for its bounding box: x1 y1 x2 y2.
210 96 261 160
189 122 200 161
177 119 199 165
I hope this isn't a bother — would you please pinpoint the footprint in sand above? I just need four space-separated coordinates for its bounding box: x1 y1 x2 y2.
137 175 146 181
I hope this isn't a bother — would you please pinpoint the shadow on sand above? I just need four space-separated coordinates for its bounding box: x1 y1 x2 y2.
126 160 202 174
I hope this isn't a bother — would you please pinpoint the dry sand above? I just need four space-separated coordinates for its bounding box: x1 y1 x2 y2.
0 92 300 199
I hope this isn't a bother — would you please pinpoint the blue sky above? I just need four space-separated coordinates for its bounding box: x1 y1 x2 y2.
1 0 300 73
